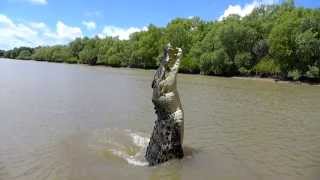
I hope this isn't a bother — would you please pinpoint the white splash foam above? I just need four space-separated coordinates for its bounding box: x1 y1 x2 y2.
130 132 149 148
90 128 150 166
110 149 148 166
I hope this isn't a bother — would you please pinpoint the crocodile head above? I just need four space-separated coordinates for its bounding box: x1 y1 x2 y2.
162 43 182 74
152 43 182 90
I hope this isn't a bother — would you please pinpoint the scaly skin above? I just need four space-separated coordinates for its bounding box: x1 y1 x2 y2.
145 44 184 166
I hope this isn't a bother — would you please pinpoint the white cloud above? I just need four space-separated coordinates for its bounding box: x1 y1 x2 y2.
0 14 15 27
82 20 96 30
219 0 278 21
98 26 148 40
29 0 47 5
8 0 47 5
56 21 82 39
0 14 82 50
29 22 47 29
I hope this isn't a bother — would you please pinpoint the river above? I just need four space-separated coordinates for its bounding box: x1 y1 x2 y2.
0 58 319 180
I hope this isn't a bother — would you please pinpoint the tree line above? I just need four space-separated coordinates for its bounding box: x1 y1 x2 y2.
1 0 319 81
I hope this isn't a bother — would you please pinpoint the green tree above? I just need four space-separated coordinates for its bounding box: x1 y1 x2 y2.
0 50 5 57
200 49 230 75
235 52 253 75
17 50 32 60
79 47 98 65
254 56 280 77
78 38 99 65
50 46 74 63
179 56 200 74
32 47 52 61
268 10 301 75
129 24 163 68
69 37 86 59
2 0 319 81
306 66 320 79
165 18 192 54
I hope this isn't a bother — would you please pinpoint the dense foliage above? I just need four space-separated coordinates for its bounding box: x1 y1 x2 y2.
1 1 319 81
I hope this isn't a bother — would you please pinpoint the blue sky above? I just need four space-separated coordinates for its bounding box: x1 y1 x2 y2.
0 0 319 50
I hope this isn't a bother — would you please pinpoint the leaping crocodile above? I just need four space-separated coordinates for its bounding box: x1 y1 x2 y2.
145 44 184 166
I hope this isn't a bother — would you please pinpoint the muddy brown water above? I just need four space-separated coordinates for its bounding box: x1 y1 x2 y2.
0 58 320 180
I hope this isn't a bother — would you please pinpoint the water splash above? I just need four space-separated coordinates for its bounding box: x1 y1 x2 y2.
130 131 149 148
89 128 150 166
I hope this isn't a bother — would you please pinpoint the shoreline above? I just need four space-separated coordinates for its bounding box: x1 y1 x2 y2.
1 58 319 86
231 76 320 86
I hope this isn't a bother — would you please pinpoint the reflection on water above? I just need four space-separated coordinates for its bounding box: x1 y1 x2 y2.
0 59 320 180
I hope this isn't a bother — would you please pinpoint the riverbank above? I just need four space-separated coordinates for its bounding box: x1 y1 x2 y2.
1 57 319 86
231 76 320 86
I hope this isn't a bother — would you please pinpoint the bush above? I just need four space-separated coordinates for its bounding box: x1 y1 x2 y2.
306 65 320 79
252 40 268 59
108 54 122 67
254 57 280 76
64 57 78 64
235 52 253 74
79 48 98 65
17 50 32 60
179 57 200 74
200 52 214 75
288 69 301 81
239 67 251 75
200 49 230 75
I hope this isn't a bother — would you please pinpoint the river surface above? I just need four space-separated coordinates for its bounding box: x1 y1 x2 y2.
0 58 320 180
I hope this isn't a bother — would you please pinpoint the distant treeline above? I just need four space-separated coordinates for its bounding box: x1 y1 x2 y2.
1 0 319 81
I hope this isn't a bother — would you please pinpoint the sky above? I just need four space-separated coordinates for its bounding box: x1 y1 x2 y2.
0 0 319 50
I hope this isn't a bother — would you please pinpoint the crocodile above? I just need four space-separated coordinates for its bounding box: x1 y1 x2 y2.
145 44 184 166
